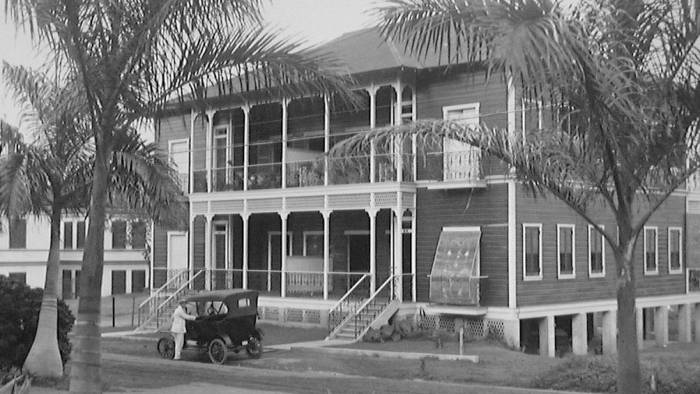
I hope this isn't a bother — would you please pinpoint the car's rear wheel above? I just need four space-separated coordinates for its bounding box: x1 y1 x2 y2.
208 338 227 364
246 337 262 359
157 336 175 360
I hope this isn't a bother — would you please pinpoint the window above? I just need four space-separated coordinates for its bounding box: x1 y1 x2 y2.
63 222 73 249
557 224 575 279
644 227 658 275
131 221 147 249
168 138 190 193
132 270 146 293
111 220 127 249
8 272 26 284
442 103 481 181
588 225 605 277
9 218 26 249
111 270 126 294
523 224 542 280
76 221 86 249
521 99 543 136
303 231 323 257
668 227 682 274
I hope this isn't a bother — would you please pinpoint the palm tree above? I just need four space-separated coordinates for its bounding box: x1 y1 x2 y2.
330 1 700 393
5 1 353 391
0 63 185 378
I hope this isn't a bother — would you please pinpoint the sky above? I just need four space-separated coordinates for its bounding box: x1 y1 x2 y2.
0 0 381 126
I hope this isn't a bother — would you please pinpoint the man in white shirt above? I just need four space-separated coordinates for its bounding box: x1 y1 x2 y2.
171 299 197 360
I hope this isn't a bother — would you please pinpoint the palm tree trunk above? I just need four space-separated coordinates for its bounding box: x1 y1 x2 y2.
69 149 109 394
616 244 641 394
23 206 64 378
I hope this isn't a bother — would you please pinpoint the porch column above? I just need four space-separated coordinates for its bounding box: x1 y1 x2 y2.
281 99 288 189
502 319 520 349
602 310 617 355
324 95 330 186
695 304 700 343
392 207 403 301
204 214 213 290
242 213 250 289
636 307 644 349
242 105 250 191
411 86 417 180
393 82 403 183
539 315 555 357
365 208 378 294
205 109 216 193
322 210 331 300
368 85 377 183
410 208 416 302
189 109 196 194
189 215 195 285
679 303 692 343
572 313 588 355
654 305 669 347
280 211 289 298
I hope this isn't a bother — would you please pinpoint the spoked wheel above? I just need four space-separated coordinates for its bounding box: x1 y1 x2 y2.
246 337 263 359
157 336 175 360
208 338 227 364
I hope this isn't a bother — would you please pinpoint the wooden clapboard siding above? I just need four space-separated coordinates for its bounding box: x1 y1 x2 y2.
156 114 191 149
515 185 686 307
416 70 509 178
415 184 509 306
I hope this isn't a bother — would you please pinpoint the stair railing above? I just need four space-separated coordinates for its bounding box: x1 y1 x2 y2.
137 269 189 326
328 274 398 340
327 274 370 334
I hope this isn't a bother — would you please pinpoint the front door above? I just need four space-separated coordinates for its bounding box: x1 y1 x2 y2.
213 221 229 290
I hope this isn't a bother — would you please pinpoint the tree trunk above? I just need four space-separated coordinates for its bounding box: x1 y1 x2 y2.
616 244 641 394
69 149 109 394
23 207 64 378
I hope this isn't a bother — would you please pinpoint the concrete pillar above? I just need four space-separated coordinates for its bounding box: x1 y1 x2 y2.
539 316 555 357
654 306 669 347
694 304 700 343
602 310 617 355
678 303 692 343
502 319 521 350
572 313 588 355
365 208 378 294
322 210 330 300
242 213 249 289
636 307 644 349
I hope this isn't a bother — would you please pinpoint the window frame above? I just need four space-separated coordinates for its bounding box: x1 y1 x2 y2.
668 227 683 275
302 230 324 257
522 223 543 281
644 226 659 275
111 219 127 250
588 224 606 278
556 224 576 279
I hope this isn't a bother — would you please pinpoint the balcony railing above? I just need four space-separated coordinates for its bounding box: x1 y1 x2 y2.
189 149 482 193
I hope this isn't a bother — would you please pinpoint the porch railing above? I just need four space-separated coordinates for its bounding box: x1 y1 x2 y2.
327 274 370 334
136 270 203 331
137 269 189 326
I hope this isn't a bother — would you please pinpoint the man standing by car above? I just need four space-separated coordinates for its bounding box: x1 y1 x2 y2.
171 299 197 360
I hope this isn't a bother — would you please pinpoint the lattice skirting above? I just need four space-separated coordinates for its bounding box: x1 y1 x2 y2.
417 313 506 341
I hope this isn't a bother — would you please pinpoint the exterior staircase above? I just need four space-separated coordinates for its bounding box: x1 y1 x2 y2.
327 274 402 342
135 270 203 332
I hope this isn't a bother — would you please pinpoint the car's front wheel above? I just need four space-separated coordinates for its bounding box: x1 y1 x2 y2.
208 338 227 364
245 337 262 359
157 336 175 360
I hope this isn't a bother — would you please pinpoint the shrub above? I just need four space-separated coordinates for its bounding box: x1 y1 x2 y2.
0 275 75 370
532 355 700 394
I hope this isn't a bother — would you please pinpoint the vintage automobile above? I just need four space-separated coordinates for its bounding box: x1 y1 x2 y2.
156 289 263 364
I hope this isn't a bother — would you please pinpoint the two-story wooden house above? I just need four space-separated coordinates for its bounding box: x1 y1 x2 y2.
146 27 700 356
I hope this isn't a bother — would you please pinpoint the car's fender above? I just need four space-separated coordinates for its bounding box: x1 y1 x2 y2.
218 334 234 347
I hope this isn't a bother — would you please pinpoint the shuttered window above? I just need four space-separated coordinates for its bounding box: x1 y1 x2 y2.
112 220 126 249
557 225 575 278
9 218 26 249
523 224 542 279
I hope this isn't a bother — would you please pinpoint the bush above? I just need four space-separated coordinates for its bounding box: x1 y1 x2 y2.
0 275 75 370
531 356 700 394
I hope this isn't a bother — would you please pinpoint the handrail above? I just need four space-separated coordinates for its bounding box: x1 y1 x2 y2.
328 273 370 313
157 270 204 312
328 274 399 340
139 269 188 309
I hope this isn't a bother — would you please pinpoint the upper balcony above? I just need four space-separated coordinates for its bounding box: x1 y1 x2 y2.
167 83 487 196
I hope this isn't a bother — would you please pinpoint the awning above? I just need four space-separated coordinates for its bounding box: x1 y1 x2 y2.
429 227 482 305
